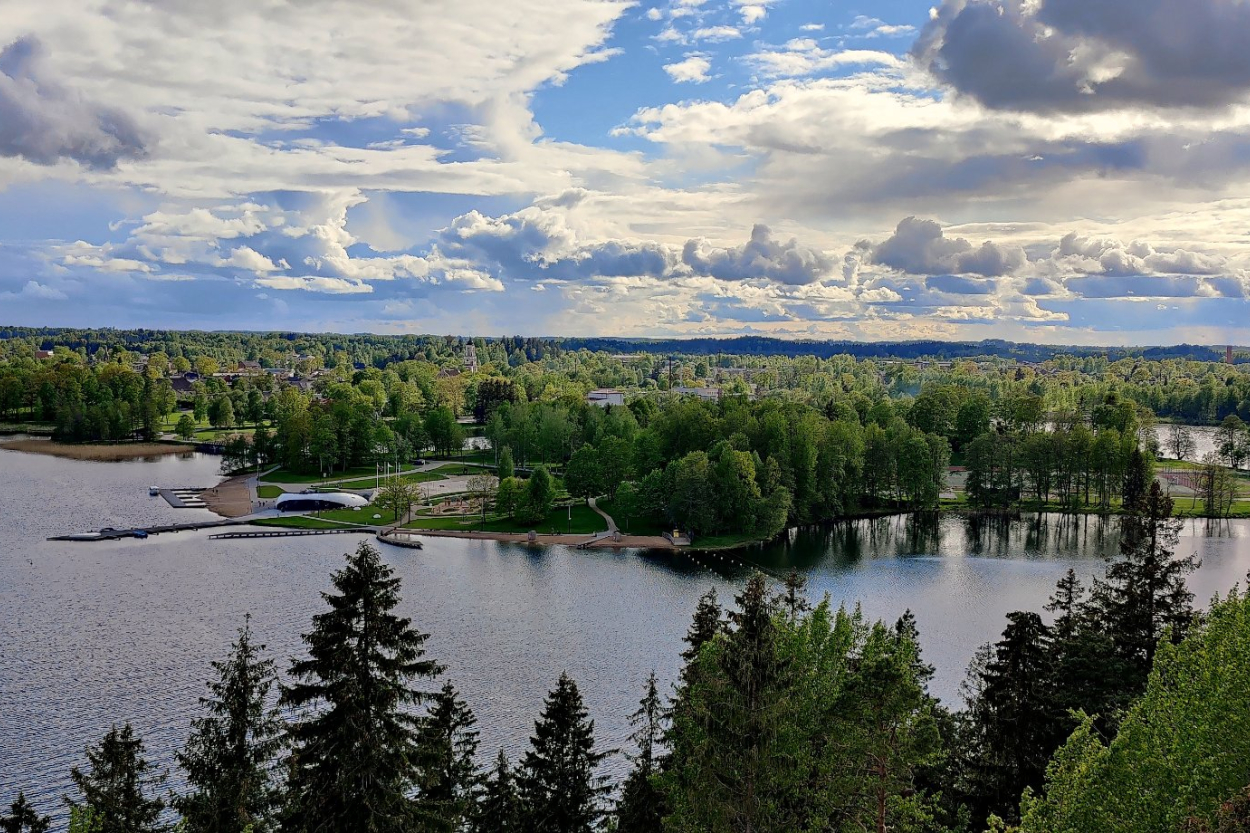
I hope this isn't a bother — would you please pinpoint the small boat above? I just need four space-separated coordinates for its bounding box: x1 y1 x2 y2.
149 486 160 496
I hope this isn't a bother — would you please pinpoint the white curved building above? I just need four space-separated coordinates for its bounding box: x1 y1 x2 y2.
274 491 370 513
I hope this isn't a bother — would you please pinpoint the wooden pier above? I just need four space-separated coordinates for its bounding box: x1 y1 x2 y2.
48 517 250 541
210 529 367 540
376 531 424 549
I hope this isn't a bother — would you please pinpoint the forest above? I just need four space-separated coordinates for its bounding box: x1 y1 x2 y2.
2 328 1248 531
5 487 1250 833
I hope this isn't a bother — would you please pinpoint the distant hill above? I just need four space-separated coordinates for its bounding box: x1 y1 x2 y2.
558 336 1247 363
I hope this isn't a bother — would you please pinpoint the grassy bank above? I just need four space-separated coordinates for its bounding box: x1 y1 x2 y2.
404 503 607 535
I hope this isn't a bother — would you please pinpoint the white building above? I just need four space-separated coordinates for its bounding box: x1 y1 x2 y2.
587 388 625 407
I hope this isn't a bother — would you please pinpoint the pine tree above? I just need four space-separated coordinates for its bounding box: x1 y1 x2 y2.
1094 480 1197 690
472 751 520 833
67 724 166 833
615 672 666 833
280 541 445 833
517 673 609 833
414 683 481 832
1 793 50 833
175 616 283 833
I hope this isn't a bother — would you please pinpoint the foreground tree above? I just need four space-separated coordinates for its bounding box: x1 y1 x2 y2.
67 724 165 833
1 794 49 833
517 673 609 833
281 541 445 833
472 751 521 833
615 672 666 833
413 683 481 832
175 617 283 833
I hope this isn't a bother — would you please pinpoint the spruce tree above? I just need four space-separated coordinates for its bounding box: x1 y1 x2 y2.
1094 481 1196 690
67 724 165 833
1 794 49 833
680 588 722 665
517 673 609 833
615 672 666 833
472 751 520 833
414 683 481 832
175 616 283 833
962 612 1058 826
280 541 444 833
1121 447 1150 512
777 570 812 620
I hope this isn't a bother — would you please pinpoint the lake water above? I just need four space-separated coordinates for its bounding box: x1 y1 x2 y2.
3 444 1250 825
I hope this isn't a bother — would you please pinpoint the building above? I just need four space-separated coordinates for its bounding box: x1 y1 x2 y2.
587 388 625 408
237 360 263 374
274 491 370 512
463 343 479 373
33 349 54 360
672 386 721 402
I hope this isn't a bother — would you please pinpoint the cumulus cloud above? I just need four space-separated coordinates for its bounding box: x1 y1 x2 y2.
0 35 148 169
747 40 903 77
682 224 837 285
869 217 1027 277
914 0 1250 112
663 55 712 83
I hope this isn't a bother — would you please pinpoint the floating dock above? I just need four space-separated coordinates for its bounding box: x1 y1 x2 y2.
48 517 250 541
159 488 208 509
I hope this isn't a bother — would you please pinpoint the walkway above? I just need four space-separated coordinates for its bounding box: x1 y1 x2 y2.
588 497 618 534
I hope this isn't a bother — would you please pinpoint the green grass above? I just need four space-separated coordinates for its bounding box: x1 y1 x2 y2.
689 532 767 550
256 485 284 499
334 469 449 489
308 506 388 525
404 502 607 535
263 466 377 484
596 501 669 536
252 516 354 529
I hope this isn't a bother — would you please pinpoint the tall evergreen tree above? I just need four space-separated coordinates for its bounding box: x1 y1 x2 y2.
175 617 283 833
1094 481 1196 690
961 612 1059 826
517 673 609 833
777 570 812 620
1121 447 1151 512
680 588 722 665
414 683 481 832
280 541 444 833
472 751 520 833
615 672 666 833
1 794 49 833
67 724 165 833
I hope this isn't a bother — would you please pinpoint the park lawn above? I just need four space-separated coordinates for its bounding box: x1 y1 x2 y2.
334 469 449 489
689 532 767 550
256 485 284 499
252 516 353 530
596 500 669 536
262 466 376 484
404 502 607 535
310 506 388 524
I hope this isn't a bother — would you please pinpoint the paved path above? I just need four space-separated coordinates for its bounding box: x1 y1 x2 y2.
588 497 618 534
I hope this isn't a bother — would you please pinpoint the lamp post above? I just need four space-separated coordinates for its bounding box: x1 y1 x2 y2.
568 503 572 535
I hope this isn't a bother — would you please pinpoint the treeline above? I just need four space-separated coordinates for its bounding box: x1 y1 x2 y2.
9 491 1250 833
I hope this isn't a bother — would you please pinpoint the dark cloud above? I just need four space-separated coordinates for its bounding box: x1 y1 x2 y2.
0 35 148 169
870 217 1026 277
914 0 1250 112
682 224 836 285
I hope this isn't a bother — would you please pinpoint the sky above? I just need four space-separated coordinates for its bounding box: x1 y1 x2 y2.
1 0 1249 345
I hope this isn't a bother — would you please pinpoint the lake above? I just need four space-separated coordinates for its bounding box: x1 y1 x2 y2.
3 444 1249 825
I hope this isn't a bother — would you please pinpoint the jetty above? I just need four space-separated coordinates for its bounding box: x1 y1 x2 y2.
209 528 367 540
376 530 424 549
48 517 251 541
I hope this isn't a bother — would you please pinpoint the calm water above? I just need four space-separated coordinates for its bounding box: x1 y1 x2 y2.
3 444 1250 824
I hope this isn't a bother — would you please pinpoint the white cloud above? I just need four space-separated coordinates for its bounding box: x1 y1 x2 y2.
692 26 742 42
663 55 712 84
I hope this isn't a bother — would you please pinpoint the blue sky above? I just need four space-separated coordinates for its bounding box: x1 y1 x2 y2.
0 0 1248 345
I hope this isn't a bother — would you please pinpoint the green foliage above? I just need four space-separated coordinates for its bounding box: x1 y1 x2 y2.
1 794 49 833
516 466 556 525
280 541 444 833
68 724 166 833
496 446 515 481
413 683 481 832
175 618 283 833
1021 586 1250 833
472 752 521 833
614 673 666 833
517 673 609 833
